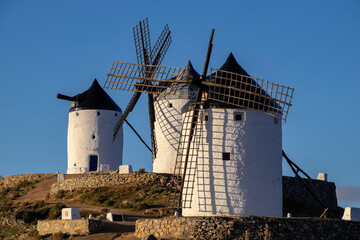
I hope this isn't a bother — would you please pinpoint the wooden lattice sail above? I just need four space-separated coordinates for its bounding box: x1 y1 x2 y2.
103 17 172 164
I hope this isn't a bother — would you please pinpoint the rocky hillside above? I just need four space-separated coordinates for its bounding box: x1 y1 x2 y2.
0 174 57 239
49 171 176 214
0 171 174 240
0 171 345 239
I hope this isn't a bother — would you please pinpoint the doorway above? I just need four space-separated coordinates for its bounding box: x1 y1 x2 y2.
89 155 98 172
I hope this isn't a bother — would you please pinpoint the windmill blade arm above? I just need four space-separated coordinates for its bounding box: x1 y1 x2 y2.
204 68 294 121
133 18 151 66
150 24 171 68
104 62 186 93
112 91 142 140
124 119 152 153
57 94 75 101
147 93 157 160
173 99 204 209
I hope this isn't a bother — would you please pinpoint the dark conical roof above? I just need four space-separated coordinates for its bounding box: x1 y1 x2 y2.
219 52 250 77
205 53 280 111
69 79 121 112
178 60 200 81
156 60 198 100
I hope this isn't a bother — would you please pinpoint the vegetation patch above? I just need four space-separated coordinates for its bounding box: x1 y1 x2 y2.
55 183 172 211
13 201 65 224
0 226 20 238
0 176 66 239
0 179 38 201
79 209 102 219
0 178 48 220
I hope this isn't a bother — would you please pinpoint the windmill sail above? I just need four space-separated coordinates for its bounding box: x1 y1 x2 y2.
205 68 294 121
133 18 151 66
104 19 173 141
105 62 185 93
168 101 204 209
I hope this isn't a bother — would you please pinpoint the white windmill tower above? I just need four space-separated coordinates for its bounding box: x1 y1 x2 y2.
104 26 294 217
179 52 285 217
57 79 123 174
153 61 198 173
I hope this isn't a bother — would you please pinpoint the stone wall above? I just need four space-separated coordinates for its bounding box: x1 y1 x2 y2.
135 216 360 240
37 219 106 236
0 174 53 190
50 171 173 195
283 176 342 218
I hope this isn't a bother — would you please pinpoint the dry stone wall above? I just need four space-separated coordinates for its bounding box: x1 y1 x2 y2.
283 176 337 208
37 219 106 236
50 171 173 195
136 216 360 240
282 176 342 218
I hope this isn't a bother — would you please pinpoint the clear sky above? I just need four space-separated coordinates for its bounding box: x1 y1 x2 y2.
0 1 359 208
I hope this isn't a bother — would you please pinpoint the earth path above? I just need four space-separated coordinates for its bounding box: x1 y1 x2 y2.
15 174 82 203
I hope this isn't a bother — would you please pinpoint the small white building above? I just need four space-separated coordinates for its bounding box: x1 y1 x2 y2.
342 207 360 221
58 79 123 174
62 208 81 220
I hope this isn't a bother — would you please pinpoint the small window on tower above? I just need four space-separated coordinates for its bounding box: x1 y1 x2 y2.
92 134 95 139
168 103 173 108
76 112 79 116
97 111 100 116
115 113 118 117
203 112 209 121
222 152 230 161
235 112 244 121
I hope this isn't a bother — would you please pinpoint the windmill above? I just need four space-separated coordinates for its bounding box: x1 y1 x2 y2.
106 18 172 160
104 26 294 217
57 79 124 174
152 61 199 174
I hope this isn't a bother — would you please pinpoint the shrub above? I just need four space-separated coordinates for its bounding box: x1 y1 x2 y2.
93 194 107 204
33 200 46 209
79 210 100 219
48 204 65 220
55 190 65 199
0 201 13 212
27 228 41 240
134 202 149 211
0 226 20 238
15 201 50 223
104 198 116 207
100 208 109 214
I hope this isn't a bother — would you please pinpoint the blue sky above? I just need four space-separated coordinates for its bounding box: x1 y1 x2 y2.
0 1 359 208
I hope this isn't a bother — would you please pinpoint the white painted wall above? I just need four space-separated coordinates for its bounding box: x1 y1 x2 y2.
153 98 191 173
181 108 283 217
342 207 360 221
67 109 123 174
62 208 81 220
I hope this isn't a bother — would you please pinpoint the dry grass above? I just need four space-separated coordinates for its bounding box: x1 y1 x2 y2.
54 183 171 212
